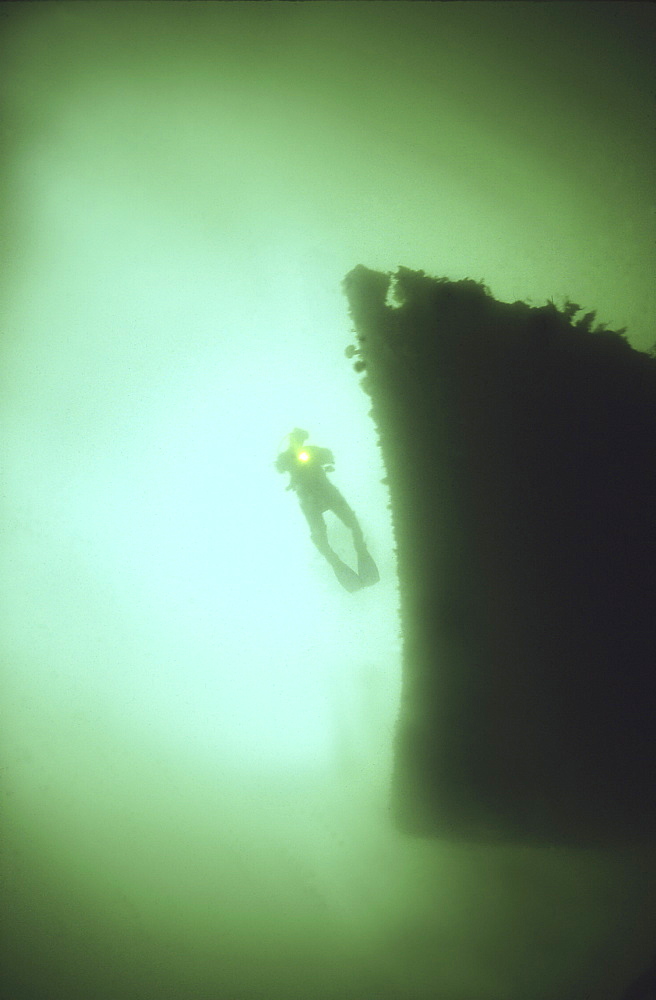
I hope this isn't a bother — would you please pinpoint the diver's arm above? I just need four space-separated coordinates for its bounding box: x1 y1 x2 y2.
274 451 296 490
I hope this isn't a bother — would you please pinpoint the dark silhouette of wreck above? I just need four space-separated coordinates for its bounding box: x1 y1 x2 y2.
342 264 656 849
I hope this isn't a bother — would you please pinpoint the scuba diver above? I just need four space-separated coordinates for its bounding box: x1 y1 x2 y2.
275 428 379 592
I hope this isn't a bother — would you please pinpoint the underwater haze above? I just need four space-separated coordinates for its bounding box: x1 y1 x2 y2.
1 3 655 999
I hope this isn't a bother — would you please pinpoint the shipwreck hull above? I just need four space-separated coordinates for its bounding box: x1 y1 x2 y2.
343 264 656 847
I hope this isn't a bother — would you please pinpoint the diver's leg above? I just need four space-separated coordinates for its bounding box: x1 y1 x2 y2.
329 490 380 586
300 500 333 557
330 491 366 553
300 499 363 592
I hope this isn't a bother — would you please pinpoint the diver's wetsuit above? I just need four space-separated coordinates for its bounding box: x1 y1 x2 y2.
275 444 365 559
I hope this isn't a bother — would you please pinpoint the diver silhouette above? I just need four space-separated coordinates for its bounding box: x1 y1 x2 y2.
275 428 379 592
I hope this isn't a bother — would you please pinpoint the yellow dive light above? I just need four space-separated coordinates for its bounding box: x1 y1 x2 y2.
297 450 310 463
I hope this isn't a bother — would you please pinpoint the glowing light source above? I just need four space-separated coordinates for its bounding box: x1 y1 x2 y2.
298 450 310 462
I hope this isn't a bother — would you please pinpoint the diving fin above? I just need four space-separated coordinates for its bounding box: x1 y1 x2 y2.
357 548 380 587
329 555 365 592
